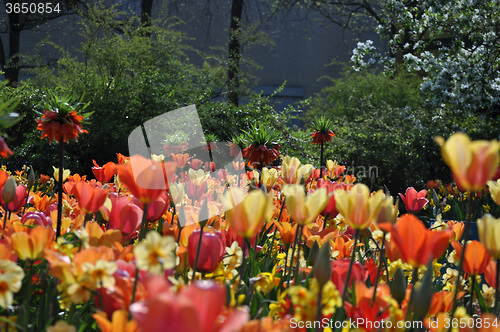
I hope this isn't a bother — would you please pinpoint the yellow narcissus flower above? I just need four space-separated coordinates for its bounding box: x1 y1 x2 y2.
477 214 500 259
10 226 55 261
435 133 500 192
282 184 329 225
0 260 24 309
81 260 117 289
334 183 385 230
53 167 71 182
134 231 178 275
487 179 500 206
224 188 274 238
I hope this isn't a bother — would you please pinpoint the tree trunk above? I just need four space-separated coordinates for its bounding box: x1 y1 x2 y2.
227 0 243 106
141 0 154 27
3 11 21 85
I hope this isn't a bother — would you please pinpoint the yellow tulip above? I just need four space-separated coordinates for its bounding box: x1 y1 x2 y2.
477 214 500 259
261 167 278 189
224 188 274 238
281 156 314 184
334 183 385 230
487 179 500 206
53 167 71 182
282 184 329 225
375 195 398 225
435 133 500 192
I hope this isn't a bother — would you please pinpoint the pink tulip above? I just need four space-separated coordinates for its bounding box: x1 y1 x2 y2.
102 193 143 242
399 187 429 213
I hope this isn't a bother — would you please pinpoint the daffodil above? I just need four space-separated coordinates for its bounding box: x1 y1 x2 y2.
0 260 24 309
134 231 178 275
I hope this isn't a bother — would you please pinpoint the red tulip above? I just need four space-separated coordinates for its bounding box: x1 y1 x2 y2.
188 228 225 273
92 160 116 183
133 192 169 222
330 259 368 293
189 158 203 170
399 187 429 213
72 181 108 214
317 179 347 218
101 193 143 242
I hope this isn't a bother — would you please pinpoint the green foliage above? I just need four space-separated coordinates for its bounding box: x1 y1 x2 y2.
305 70 452 193
4 5 291 176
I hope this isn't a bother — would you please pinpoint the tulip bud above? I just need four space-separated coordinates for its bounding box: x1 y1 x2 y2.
309 240 320 266
27 167 35 189
2 177 17 205
313 242 331 287
412 260 433 321
391 267 407 306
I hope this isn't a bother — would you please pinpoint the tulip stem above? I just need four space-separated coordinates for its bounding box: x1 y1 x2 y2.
319 142 324 179
191 225 204 282
449 192 475 329
138 203 149 242
294 225 304 285
371 234 387 306
56 141 64 238
1 210 8 238
129 267 139 320
468 276 475 315
287 223 301 287
342 229 359 305
315 284 324 332
495 259 500 315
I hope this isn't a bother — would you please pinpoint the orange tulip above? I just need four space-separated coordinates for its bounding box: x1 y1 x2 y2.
93 310 139 332
428 290 465 316
274 221 297 245
116 155 174 204
10 226 55 261
171 153 190 168
435 133 500 191
451 240 492 276
390 214 451 267
73 181 108 214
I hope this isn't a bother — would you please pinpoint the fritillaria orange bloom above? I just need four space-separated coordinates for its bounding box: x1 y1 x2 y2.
0 137 12 159
435 133 500 192
72 181 108 214
390 214 451 267
451 240 492 276
312 130 335 145
36 110 87 143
